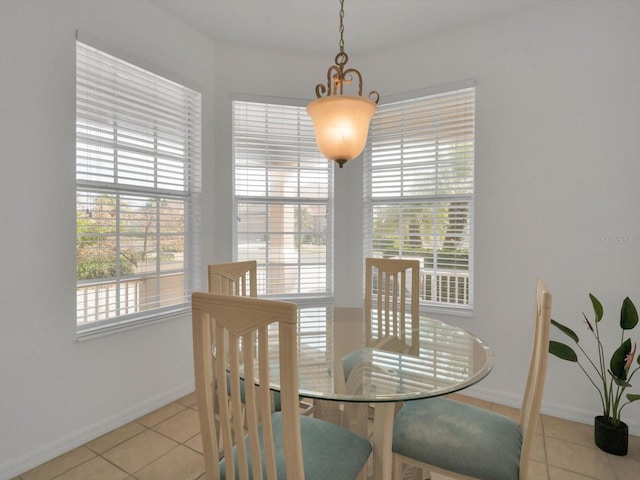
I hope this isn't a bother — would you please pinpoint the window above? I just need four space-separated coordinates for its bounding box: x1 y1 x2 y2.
232 98 333 303
76 40 202 336
364 82 475 313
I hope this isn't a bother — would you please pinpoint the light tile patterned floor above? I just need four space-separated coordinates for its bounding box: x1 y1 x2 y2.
12 392 640 480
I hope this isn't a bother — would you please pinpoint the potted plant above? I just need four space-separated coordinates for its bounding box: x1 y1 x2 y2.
549 294 640 455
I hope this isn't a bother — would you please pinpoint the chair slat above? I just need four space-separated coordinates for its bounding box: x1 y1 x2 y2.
257 326 277 480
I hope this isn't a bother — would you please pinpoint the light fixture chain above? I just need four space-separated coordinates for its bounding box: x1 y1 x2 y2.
338 0 345 54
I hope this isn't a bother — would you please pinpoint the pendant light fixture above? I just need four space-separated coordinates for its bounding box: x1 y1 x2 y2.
307 0 379 168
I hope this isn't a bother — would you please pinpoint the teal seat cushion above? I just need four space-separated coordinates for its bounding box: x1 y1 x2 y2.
341 348 373 380
220 412 371 480
392 397 522 480
225 374 282 412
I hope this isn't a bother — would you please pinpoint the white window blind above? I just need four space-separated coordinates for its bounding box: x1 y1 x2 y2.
233 99 333 300
76 41 202 336
364 83 475 311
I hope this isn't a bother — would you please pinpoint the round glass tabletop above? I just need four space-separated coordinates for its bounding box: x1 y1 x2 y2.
268 307 494 403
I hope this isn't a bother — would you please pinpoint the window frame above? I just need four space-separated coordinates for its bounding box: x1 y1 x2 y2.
231 94 334 308
363 80 475 316
75 36 202 338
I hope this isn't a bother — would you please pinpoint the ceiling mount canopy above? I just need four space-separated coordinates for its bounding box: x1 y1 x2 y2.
307 0 380 168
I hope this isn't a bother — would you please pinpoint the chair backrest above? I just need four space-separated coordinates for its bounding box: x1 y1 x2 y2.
364 257 420 355
208 260 257 297
192 292 303 480
519 278 552 478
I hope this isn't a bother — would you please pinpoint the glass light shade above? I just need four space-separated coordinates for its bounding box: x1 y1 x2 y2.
307 95 377 166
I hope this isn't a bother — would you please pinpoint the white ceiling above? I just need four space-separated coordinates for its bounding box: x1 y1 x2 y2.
150 0 546 55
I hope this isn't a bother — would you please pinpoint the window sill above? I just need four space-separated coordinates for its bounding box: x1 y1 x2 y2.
76 306 190 342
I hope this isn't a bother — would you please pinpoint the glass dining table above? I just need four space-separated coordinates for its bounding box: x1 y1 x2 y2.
263 306 495 480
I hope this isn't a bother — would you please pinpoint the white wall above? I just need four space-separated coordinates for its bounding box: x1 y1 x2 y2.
0 1 215 478
3 0 640 478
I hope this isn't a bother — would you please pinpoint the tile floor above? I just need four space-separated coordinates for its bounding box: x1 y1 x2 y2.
12 392 640 480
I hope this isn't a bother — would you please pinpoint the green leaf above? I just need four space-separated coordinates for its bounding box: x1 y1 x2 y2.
551 319 579 343
626 394 640 402
589 293 603 323
610 338 632 380
549 341 578 362
620 297 639 330
611 373 632 388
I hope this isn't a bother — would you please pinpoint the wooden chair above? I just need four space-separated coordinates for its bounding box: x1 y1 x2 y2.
208 260 257 297
337 258 421 449
192 292 372 480
343 258 421 383
391 278 552 480
208 260 282 412
208 260 313 417
364 257 420 356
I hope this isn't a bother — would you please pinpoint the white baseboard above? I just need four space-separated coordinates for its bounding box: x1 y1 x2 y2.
0 382 195 480
465 384 640 436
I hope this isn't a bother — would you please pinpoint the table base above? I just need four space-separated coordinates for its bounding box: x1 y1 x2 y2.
313 399 398 480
